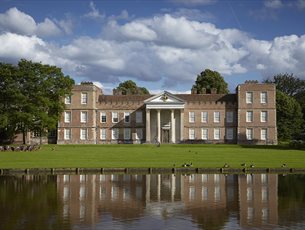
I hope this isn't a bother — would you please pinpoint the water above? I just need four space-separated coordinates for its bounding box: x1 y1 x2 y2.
0 173 305 229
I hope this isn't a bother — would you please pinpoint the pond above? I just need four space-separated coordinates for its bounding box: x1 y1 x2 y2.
0 173 305 229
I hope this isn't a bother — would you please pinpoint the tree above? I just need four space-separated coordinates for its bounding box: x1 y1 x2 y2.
0 59 74 144
276 91 303 141
192 69 229 94
264 73 305 96
114 80 149 95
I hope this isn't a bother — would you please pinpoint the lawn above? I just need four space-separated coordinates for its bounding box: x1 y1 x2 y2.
0 144 304 169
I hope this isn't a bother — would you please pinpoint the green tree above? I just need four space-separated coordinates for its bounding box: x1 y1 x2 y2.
265 73 305 96
192 69 229 94
276 91 303 141
115 80 149 95
0 59 74 144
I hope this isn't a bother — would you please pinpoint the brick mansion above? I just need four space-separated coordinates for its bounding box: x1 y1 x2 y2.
56 81 277 145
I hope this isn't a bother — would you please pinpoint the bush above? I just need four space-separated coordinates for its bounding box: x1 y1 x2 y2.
289 140 305 150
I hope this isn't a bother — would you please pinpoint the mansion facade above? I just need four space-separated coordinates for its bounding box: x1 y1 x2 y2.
57 82 277 145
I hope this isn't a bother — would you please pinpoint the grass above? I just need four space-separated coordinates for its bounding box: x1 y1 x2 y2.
0 144 304 169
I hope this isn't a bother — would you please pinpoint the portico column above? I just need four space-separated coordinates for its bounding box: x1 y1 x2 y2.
171 109 175 143
180 109 184 142
157 109 161 143
146 109 151 143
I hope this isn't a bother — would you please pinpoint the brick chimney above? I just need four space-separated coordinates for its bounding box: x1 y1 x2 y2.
211 88 217 94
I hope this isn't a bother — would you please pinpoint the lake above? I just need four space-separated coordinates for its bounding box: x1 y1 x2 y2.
1 173 305 229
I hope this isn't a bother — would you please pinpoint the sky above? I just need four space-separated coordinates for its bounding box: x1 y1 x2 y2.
1 0 305 94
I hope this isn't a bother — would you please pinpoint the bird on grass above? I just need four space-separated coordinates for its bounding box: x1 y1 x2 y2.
281 163 287 168
223 163 230 168
182 162 193 167
241 163 246 167
250 164 255 168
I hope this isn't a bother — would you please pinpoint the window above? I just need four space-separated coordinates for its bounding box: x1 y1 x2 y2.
65 95 71 104
136 111 142 123
201 112 208 123
100 128 106 140
246 111 253 122
226 111 233 123
214 112 220 123
112 128 119 140
261 111 268 122
124 128 131 140
64 111 71 123
189 112 195 123
246 128 253 140
81 93 88 104
136 128 143 140
246 92 253 104
189 128 195 140
101 112 107 123
261 128 267 140
112 112 118 123
202 128 208 140
124 112 130 123
64 129 71 140
214 128 220 140
226 128 234 140
80 111 87 123
261 92 267 104
80 129 87 140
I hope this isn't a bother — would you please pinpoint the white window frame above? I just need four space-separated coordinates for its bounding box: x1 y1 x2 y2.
226 128 233 140
246 128 253 140
112 128 119 140
136 128 143 140
246 92 253 104
214 128 220 140
226 111 233 123
65 95 71 104
81 92 88 104
64 129 71 140
124 128 131 140
80 128 87 140
246 111 253 122
201 128 208 140
260 92 267 104
136 111 142 123
100 128 106 140
261 128 267 141
261 111 268 122
64 111 71 123
100 112 106 123
214 112 220 123
189 128 195 140
201 112 208 123
189 112 195 123
124 112 130 123
80 111 88 123
112 112 118 123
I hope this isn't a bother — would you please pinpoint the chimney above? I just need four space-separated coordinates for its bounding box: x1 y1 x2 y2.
191 86 197 94
200 88 206 94
211 88 217 94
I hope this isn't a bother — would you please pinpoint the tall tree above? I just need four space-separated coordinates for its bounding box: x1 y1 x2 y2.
115 80 149 95
192 69 229 94
0 59 74 144
276 91 303 141
264 73 305 96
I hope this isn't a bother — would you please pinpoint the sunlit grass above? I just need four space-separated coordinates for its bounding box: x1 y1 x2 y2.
0 144 304 169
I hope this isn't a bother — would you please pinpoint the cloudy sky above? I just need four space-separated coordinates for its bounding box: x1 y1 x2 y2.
1 0 305 94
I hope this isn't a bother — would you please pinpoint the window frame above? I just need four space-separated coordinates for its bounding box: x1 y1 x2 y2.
65 95 71 104
112 128 119 140
246 128 253 140
124 128 131 140
226 111 233 123
261 128 267 141
80 111 88 123
246 92 253 104
124 112 130 123
136 111 143 123
260 111 268 122
64 111 71 123
81 92 88 104
214 111 220 123
136 128 143 140
80 128 87 140
100 112 106 123
112 112 119 123
100 128 106 140
214 128 220 140
201 111 208 123
226 128 234 140
64 129 71 140
260 92 267 104
189 128 195 140
201 128 208 140
246 111 253 122
189 112 195 123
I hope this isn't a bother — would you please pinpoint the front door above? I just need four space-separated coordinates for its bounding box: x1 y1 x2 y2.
162 129 170 143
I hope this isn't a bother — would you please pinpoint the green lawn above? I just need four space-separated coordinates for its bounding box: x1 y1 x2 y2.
0 144 304 169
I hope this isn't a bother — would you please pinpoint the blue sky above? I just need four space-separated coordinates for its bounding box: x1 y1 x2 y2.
1 0 305 94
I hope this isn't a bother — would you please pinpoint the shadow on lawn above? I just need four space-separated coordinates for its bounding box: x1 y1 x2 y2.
240 144 291 150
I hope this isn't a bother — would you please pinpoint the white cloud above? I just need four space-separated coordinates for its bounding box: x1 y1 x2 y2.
170 0 217 6
264 0 284 9
1 12 305 92
169 8 215 21
0 7 63 37
84 1 105 19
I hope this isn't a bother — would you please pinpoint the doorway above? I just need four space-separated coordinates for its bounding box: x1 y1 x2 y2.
162 129 170 143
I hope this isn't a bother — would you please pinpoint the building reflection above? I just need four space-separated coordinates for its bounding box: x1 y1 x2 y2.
56 173 278 228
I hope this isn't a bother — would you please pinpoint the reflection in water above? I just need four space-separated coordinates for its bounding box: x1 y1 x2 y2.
1 174 305 229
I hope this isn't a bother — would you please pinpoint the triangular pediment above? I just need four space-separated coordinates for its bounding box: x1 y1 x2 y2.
144 91 185 104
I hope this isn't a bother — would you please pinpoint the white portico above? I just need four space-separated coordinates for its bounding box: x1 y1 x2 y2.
144 91 185 143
